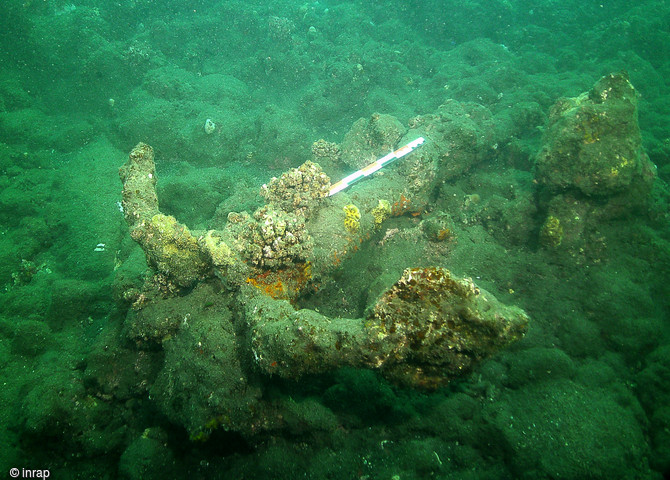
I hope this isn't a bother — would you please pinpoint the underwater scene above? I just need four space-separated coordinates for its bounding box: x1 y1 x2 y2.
1 0 670 478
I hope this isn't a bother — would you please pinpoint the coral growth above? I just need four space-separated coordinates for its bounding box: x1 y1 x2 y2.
311 139 341 162
539 215 564 248
260 160 330 215
343 204 361 234
370 199 391 227
240 205 313 269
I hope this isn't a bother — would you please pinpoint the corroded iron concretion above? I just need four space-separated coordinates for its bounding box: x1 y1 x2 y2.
365 267 530 388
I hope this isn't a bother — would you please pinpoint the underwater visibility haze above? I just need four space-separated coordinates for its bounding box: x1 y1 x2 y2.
1 0 670 478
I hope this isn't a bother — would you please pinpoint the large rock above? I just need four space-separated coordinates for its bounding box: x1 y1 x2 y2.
533 73 657 254
535 72 654 197
365 267 529 388
247 267 529 389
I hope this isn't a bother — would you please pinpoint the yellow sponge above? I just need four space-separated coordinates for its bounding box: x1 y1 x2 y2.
343 204 361 234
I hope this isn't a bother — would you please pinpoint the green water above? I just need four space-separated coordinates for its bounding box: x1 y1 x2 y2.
1 0 669 478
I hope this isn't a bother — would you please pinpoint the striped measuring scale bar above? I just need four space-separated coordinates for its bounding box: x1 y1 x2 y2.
328 137 426 196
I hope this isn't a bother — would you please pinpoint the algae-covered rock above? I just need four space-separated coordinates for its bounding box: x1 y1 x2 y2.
535 72 651 197
119 143 159 227
11 319 52 356
245 267 529 390
120 143 214 287
340 113 406 170
199 230 235 269
365 267 529 388
405 100 499 183
393 101 500 209
534 74 658 257
421 212 455 242
130 213 210 287
148 283 264 438
248 292 367 378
